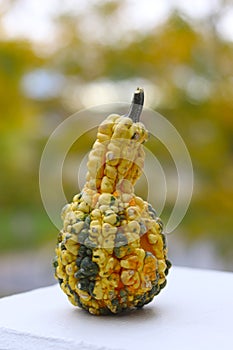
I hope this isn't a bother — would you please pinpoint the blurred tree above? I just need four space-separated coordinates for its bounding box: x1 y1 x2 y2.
0 1 232 267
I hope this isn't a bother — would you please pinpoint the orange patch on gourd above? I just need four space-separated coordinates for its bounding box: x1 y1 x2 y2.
140 233 154 255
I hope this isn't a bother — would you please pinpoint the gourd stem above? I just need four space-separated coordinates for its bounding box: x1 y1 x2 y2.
125 87 144 122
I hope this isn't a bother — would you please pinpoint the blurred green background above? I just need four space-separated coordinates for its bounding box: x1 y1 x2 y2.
0 0 233 296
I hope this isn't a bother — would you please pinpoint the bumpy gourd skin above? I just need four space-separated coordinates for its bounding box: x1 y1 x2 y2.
53 113 171 315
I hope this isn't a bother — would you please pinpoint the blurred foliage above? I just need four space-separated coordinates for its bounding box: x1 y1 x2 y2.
0 1 233 267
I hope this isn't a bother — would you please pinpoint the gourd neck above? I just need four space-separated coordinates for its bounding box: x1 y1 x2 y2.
85 88 147 194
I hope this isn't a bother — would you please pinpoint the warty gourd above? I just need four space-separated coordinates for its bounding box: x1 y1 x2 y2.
53 88 171 315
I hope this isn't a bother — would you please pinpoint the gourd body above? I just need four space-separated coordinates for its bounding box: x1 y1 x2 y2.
54 113 171 315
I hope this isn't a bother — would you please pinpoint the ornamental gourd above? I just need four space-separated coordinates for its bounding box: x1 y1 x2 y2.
53 88 171 315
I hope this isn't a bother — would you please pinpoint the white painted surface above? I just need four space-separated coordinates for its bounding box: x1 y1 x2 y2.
0 266 232 350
